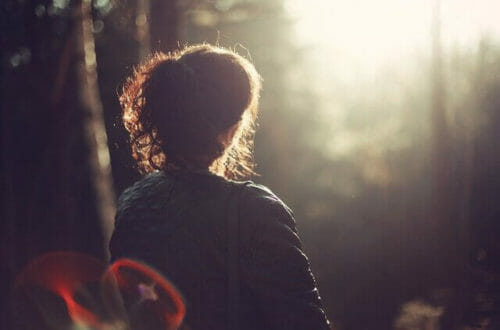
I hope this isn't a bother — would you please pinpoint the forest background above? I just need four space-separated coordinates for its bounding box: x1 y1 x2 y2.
2 0 500 329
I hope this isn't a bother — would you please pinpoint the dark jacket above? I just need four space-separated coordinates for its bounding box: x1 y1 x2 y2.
109 170 330 330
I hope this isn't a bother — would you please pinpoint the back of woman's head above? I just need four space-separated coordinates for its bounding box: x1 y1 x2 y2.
120 44 261 179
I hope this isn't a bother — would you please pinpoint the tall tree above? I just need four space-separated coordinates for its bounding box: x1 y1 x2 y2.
430 0 452 242
1 0 114 327
75 0 116 256
149 0 181 52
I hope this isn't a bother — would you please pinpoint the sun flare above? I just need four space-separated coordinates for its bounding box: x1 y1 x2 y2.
286 0 500 75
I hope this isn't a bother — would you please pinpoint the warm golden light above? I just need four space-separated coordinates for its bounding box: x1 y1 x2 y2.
286 0 500 78
284 0 500 163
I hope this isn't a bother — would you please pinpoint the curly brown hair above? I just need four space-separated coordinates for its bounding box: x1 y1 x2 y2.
120 44 262 179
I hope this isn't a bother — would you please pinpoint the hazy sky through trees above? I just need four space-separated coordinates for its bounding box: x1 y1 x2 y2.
282 0 500 163
287 0 500 70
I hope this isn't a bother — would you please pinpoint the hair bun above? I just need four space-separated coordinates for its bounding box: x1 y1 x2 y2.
159 59 194 78
120 44 261 179
150 59 196 93
145 58 198 123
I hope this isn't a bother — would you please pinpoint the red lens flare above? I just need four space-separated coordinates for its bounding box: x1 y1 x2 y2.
104 259 186 330
15 251 104 328
15 251 186 330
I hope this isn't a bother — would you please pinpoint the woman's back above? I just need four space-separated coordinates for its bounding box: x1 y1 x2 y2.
113 43 330 329
110 170 330 329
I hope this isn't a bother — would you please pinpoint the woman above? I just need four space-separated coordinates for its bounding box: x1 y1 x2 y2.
110 44 330 330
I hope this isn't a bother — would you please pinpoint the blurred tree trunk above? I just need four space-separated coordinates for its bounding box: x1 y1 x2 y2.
136 0 151 59
1 0 112 327
430 0 452 244
467 40 500 328
430 0 457 278
431 0 470 327
149 0 181 52
75 0 116 257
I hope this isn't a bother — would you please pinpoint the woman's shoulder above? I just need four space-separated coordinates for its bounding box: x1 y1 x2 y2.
238 181 287 206
118 169 226 203
236 180 295 229
117 172 169 204
115 172 172 220
116 172 295 226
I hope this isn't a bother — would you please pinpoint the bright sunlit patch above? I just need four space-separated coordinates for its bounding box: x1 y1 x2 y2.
286 0 500 73
286 0 434 79
440 0 500 46
284 0 500 161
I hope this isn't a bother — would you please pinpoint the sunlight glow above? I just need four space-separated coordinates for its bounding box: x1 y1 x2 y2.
287 1 430 68
286 0 500 77
285 0 500 164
